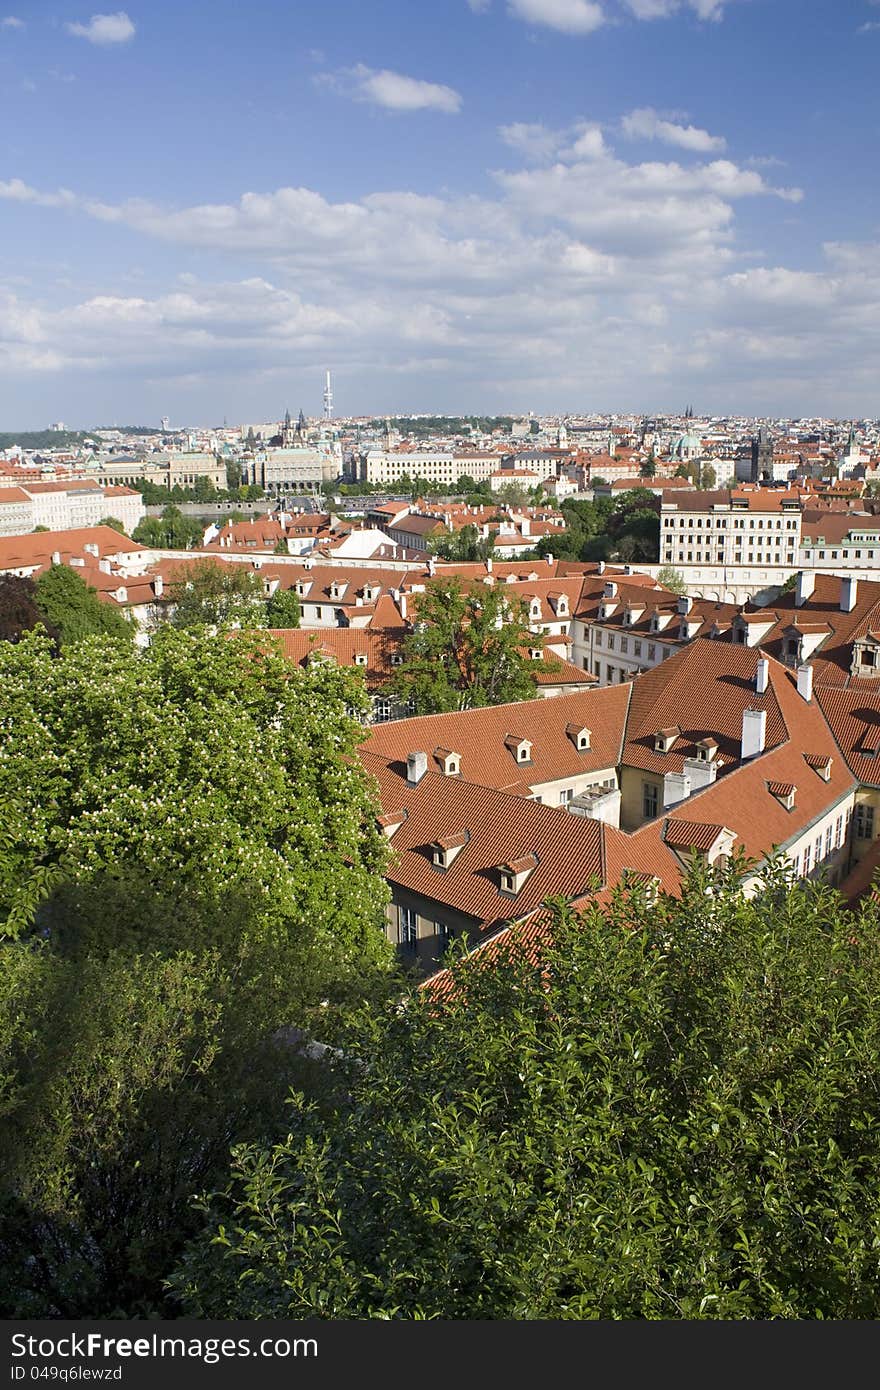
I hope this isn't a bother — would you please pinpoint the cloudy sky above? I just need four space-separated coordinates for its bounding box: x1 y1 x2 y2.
1 0 878 427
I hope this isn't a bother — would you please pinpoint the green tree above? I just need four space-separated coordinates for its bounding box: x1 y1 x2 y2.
132 505 204 550
34 564 131 646
97 515 128 535
0 627 393 1315
192 475 218 504
656 565 688 595
174 865 880 1320
0 574 60 646
226 457 243 491
166 559 266 630
392 577 538 712
264 585 301 628
429 524 493 563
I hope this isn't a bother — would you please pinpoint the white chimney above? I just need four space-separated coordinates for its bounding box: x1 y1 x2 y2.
545 552 554 565
755 657 769 695
598 560 606 575
51 550 61 565
399 592 407 621
797 663 813 703
677 594 693 615
795 572 815 608
663 771 691 809
407 751 428 785
841 576 858 613
741 708 767 760
682 756 718 791
486 557 493 573
152 575 164 598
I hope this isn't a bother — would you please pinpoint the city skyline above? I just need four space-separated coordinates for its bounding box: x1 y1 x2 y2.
1 0 878 426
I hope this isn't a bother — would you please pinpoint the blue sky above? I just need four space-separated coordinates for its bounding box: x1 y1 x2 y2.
1 0 878 427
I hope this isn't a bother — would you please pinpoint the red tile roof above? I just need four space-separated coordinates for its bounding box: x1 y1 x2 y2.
362 684 631 794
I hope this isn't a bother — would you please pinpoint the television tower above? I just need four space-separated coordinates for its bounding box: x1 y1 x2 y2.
323 368 333 421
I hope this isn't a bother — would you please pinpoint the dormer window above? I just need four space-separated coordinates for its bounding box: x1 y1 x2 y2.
566 723 591 751
498 852 538 895
529 599 542 620
390 653 404 667
434 748 461 777
529 648 543 661
431 830 469 869
696 738 718 763
295 581 310 597
354 652 368 666
504 734 533 764
654 726 680 754
377 809 407 839
804 752 832 782
361 584 379 602
329 582 347 601
768 780 796 811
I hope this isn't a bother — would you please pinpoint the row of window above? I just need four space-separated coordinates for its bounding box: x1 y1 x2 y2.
669 552 793 565
597 632 658 659
664 517 799 530
791 811 851 876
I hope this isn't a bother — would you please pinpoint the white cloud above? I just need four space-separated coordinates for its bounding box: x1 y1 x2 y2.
499 122 561 162
5 115 873 418
1 15 24 28
322 64 462 114
620 0 727 18
507 0 605 35
858 21 880 31
621 106 726 153
65 11 135 44
0 178 77 207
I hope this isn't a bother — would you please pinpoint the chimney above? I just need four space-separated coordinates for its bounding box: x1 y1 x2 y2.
795 572 815 607
797 663 813 703
152 575 164 598
407 751 428 785
841 576 858 613
663 771 691 809
755 657 769 695
399 591 407 621
598 560 606 575
682 756 718 791
545 552 553 566
741 708 767 760
677 594 692 615
486 557 493 573
51 550 61 565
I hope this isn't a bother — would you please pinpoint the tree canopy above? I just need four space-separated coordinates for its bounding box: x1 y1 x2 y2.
428 524 493 563
392 577 539 712
165 558 267 630
174 863 880 1320
132 505 205 550
534 491 659 564
0 574 60 646
264 584 301 628
0 626 393 1316
33 564 132 646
